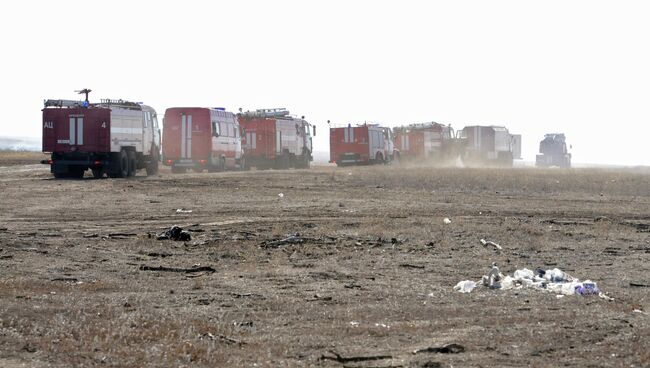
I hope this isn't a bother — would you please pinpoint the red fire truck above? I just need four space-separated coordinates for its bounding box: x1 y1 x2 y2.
41 89 160 178
238 109 314 169
393 122 458 162
329 124 397 166
162 107 244 173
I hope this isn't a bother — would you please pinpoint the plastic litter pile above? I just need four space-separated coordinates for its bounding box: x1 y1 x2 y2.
454 263 612 300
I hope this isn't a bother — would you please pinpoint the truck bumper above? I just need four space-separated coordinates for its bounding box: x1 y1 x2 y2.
45 152 111 174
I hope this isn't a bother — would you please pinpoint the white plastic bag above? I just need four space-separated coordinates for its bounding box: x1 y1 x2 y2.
500 275 515 290
544 268 566 282
453 280 477 293
513 268 534 280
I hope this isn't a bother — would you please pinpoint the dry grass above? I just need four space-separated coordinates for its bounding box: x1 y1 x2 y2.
0 165 648 366
0 150 48 166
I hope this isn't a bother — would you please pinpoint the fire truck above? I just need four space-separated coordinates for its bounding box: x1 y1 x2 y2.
162 107 244 173
41 89 160 178
393 122 459 162
458 125 521 166
536 133 571 168
238 108 314 169
329 123 397 166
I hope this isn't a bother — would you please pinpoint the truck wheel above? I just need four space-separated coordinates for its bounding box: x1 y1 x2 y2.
211 157 226 172
276 155 289 170
92 168 104 179
118 150 129 178
392 152 401 165
69 167 85 179
375 152 384 165
146 148 159 176
127 150 137 177
301 155 310 169
171 165 185 174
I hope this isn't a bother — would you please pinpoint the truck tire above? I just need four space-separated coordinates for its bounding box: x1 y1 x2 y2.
127 150 137 177
392 152 401 165
276 155 289 170
374 152 384 165
146 148 159 176
298 155 310 169
92 168 104 179
117 150 129 178
69 167 85 179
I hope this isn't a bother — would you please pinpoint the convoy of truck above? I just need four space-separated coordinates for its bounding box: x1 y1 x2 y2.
162 107 244 173
329 124 396 166
536 133 571 168
392 122 460 163
41 90 160 178
238 108 314 170
40 89 575 178
458 125 521 167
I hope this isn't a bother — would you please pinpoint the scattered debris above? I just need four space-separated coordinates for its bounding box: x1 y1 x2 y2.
175 208 193 213
231 292 265 299
599 293 615 302
542 219 592 226
399 263 425 269
145 251 173 258
199 332 246 345
262 233 302 248
418 361 443 368
453 280 477 293
413 343 465 355
157 226 191 241
278 193 284 198
443 218 452 224
102 232 137 240
480 238 502 251
306 294 333 302
50 277 79 282
139 265 215 274
458 264 613 300
319 351 392 363
17 247 48 255
481 262 504 289
629 282 649 288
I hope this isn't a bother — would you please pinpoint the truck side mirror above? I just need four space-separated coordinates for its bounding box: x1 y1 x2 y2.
312 125 316 136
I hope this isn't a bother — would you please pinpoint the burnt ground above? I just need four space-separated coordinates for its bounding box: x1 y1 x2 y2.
0 160 648 367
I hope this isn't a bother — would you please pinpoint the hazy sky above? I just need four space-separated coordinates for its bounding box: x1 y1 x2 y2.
1 1 649 165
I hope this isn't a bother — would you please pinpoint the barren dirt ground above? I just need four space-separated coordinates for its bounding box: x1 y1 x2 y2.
0 160 648 367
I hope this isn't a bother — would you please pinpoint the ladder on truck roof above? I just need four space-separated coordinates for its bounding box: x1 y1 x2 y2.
43 99 87 108
98 99 142 110
43 98 142 110
240 108 291 119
